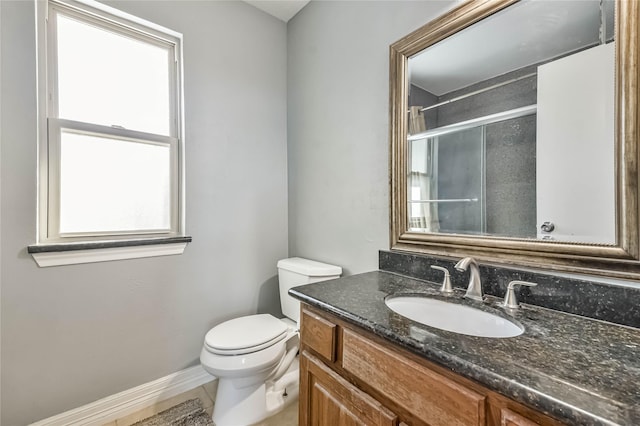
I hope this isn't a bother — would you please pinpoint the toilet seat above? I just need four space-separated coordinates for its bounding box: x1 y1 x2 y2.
200 335 289 379
204 314 289 355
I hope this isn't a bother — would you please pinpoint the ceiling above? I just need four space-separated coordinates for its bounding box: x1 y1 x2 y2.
410 0 613 96
244 0 310 22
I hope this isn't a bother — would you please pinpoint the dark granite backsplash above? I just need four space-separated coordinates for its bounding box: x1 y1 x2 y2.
379 250 640 328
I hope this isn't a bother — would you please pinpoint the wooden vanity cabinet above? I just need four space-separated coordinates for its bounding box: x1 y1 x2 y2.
299 305 564 426
301 352 398 425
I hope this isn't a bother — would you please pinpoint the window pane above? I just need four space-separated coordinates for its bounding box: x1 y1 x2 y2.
59 131 171 234
56 14 171 135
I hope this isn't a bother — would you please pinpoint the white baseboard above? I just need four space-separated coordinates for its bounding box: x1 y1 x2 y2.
30 365 214 426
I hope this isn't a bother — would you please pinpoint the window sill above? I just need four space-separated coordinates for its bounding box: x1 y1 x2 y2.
27 236 192 267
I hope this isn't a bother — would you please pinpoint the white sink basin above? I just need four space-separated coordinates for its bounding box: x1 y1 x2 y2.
385 296 523 338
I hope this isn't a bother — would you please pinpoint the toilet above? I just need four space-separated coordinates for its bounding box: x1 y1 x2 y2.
200 257 342 426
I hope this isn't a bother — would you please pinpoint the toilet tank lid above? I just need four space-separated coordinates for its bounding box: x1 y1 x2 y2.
277 257 342 277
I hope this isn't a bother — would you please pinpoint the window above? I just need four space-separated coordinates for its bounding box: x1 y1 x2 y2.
31 0 188 266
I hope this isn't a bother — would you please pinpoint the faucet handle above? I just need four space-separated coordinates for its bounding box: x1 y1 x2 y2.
502 280 537 309
431 265 453 294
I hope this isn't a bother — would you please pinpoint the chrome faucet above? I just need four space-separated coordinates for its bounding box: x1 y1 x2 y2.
454 257 483 301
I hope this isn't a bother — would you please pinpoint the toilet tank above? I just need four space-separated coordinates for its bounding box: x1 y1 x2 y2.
277 257 342 324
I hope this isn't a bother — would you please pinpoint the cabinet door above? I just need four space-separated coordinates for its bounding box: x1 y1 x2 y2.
300 351 398 426
536 42 615 243
500 408 541 426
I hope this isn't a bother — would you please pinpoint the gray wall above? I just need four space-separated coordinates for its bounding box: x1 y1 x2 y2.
287 0 458 275
485 115 537 237
0 1 288 424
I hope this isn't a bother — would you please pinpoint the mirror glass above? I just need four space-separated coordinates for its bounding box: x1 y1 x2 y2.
406 0 615 244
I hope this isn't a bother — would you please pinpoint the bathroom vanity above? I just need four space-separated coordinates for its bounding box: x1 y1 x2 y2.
297 0 640 423
291 270 640 426
298 306 559 425
292 1 640 422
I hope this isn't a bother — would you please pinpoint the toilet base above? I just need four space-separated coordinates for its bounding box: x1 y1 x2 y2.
212 357 299 426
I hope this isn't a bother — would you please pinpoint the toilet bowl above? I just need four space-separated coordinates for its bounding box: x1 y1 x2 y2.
200 257 341 426
200 314 299 425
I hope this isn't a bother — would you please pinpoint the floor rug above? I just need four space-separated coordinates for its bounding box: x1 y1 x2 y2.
131 398 213 426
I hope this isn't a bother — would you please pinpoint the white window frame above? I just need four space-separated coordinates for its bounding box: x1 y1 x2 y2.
32 0 188 266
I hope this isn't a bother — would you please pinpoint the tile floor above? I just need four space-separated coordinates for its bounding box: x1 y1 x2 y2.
103 379 298 426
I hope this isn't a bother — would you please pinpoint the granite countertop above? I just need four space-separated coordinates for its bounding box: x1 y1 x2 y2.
289 271 640 426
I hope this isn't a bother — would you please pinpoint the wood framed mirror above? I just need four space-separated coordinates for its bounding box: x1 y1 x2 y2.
389 0 640 279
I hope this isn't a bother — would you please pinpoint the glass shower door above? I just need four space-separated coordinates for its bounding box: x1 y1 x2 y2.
408 126 486 235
